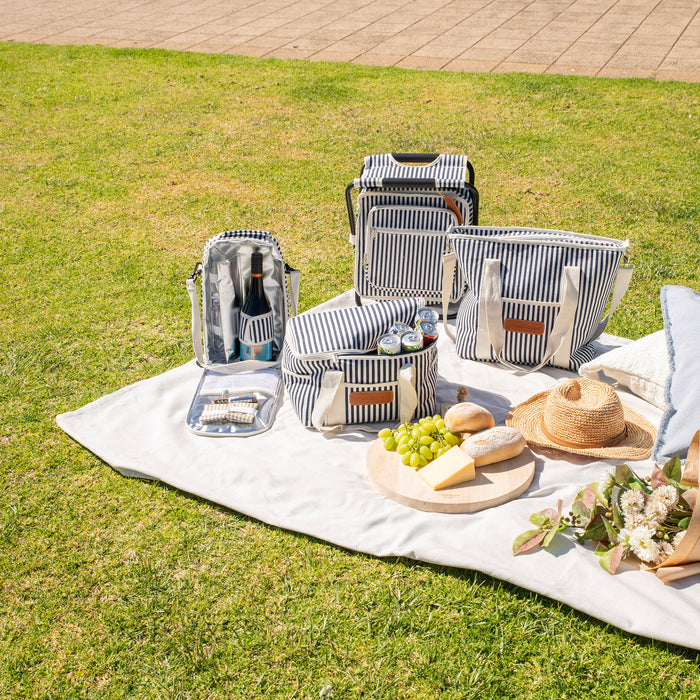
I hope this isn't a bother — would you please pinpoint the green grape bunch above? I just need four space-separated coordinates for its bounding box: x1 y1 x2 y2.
378 415 462 469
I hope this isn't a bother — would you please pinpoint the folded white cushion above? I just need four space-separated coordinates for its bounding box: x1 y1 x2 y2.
579 330 669 410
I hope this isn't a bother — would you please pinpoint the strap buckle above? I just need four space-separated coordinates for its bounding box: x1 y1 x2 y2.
188 262 202 281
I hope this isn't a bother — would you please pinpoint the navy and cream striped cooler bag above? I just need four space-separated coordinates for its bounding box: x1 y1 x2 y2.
282 297 438 431
184 230 300 436
346 153 479 306
441 227 633 372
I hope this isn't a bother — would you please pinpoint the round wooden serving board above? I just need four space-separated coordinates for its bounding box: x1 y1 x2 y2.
366 439 536 514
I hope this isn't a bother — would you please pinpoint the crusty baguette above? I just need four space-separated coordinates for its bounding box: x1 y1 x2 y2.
459 426 526 467
444 402 495 433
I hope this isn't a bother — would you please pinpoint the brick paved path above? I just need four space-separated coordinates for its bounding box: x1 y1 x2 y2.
1 0 698 81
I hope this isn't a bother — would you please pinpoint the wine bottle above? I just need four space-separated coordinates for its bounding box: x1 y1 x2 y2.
239 250 273 361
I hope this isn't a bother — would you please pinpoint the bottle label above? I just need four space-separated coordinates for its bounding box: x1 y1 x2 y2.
239 311 273 361
240 341 273 361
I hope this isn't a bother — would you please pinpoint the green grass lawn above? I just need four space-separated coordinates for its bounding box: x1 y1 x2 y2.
1 40 699 698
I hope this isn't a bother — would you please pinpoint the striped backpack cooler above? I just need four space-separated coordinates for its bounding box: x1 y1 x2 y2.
441 227 633 371
282 298 438 431
186 230 300 368
346 153 479 306
184 230 300 438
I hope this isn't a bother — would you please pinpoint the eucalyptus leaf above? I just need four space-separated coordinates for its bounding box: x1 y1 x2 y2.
590 482 609 509
615 464 634 483
543 524 562 548
529 512 548 527
572 499 592 526
611 485 624 530
583 517 607 543
529 507 559 527
663 456 683 483
597 544 625 575
678 516 691 529
512 528 547 556
601 516 619 545
630 476 652 494
650 465 669 489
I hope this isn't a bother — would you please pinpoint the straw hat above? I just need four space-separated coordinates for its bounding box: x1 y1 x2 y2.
506 378 656 460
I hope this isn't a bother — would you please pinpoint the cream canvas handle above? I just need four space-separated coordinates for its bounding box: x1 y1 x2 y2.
397 364 417 424
441 251 457 342
588 265 634 342
186 275 205 366
310 365 418 432
477 259 581 373
311 370 345 432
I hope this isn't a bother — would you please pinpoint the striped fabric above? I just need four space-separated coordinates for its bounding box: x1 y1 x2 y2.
288 297 420 355
281 298 438 428
356 153 469 189
351 154 476 303
366 205 461 297
450 227 629 370
355 193 471 302
239 311 273 346
203 229 279 260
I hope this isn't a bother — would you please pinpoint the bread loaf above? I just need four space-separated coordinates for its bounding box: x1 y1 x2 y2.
459 426 526 467
444 402 495 433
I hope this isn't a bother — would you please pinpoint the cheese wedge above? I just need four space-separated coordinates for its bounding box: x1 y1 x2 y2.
417 446 476 491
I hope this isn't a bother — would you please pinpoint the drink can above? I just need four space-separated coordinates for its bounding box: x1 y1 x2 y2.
401 331 423 353
417 320 438 346
378 333 401 355
415 307 439 325
388 322 412 335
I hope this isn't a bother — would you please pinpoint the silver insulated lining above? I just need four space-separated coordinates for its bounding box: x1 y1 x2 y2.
202 232 288 365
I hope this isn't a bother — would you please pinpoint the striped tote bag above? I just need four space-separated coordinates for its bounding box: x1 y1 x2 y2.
442 227 633 371
282 297 438 430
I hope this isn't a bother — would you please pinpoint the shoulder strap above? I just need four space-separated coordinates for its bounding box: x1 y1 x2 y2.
441 251 457 342
286 265 301 317
588 265 634 342
186 264 205 365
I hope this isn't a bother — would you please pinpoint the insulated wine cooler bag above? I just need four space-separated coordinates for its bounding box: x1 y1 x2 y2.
184 230 300 437
281 297 438 431
346 153 479 306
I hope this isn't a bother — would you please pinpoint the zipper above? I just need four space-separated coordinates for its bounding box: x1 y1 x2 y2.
449 230 628 250
369 225 456 242
285 340 436 363
367 203 460 240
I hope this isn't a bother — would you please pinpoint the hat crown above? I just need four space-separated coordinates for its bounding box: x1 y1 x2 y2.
542 379 626 448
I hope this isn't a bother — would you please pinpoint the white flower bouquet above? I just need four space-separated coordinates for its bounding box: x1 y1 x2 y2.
513 431 700 583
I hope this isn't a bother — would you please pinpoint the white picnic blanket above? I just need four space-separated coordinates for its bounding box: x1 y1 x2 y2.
57 292 700 650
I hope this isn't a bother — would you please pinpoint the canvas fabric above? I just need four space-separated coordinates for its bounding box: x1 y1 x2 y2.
239 310 274 348
56 291 700 651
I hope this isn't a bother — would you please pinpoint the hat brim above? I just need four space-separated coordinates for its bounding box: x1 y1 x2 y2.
505 389 657 461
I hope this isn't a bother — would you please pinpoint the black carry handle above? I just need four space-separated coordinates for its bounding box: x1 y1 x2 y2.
391 152 441 163
382 176 436 188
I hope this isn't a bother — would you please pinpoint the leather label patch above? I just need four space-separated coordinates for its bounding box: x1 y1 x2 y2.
349 390 394 406
504 318 545 335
